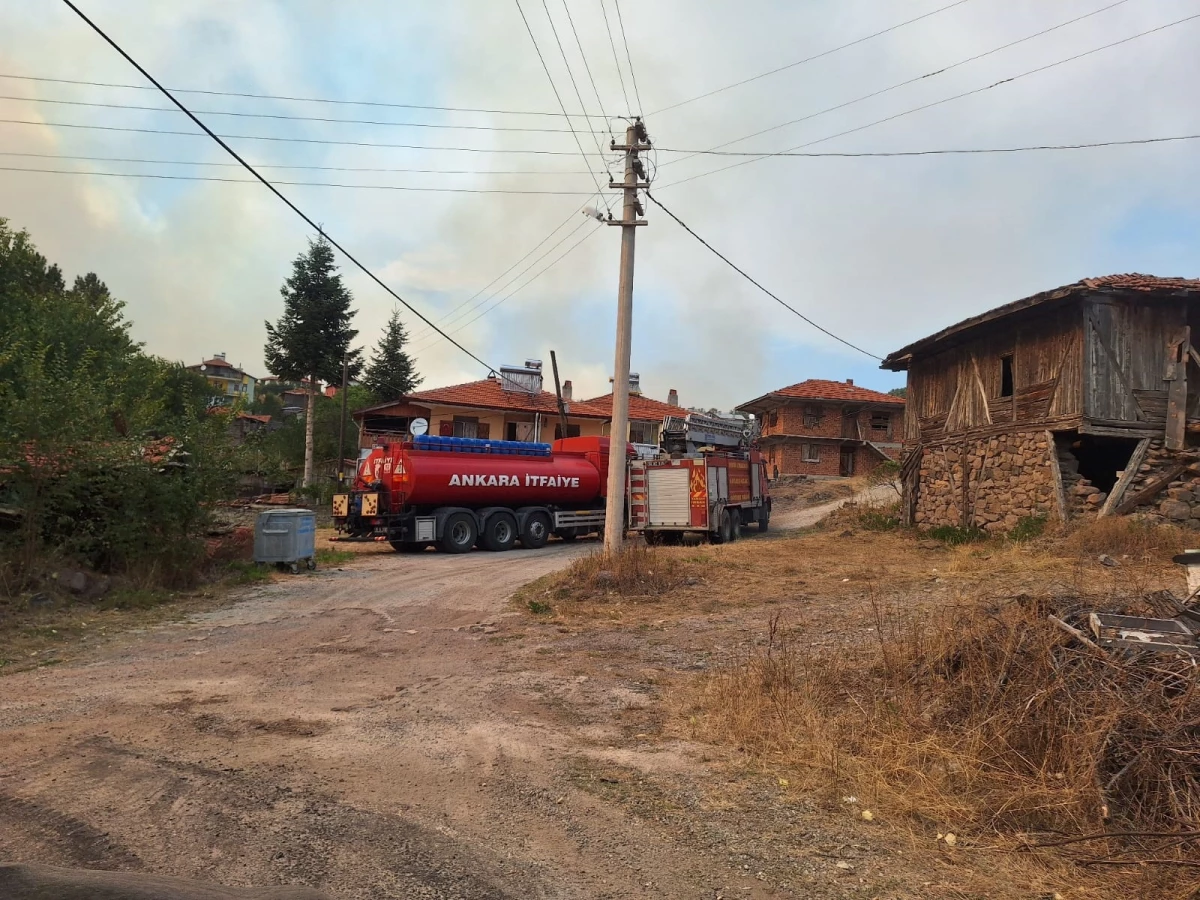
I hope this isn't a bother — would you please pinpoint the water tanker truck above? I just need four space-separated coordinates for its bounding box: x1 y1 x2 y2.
333 435 623 553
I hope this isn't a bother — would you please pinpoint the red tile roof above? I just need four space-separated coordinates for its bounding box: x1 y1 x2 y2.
583 392 682 422
373 377 609 418
883 273 1200 370
738 380 904 412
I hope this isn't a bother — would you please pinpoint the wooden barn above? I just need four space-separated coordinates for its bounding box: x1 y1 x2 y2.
881 274 1200 531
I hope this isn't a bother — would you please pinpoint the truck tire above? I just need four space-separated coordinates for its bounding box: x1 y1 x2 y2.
758 504 771 533
441 512 477 554
520 511 551 549
555 528 579 542
713 510 732 544
481 512 518 552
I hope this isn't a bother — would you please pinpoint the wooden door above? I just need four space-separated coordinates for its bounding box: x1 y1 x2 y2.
840 447 855 477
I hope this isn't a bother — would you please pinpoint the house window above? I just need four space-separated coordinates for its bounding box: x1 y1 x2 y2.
801 443 820 463
804 406 821 428
453 416 479 438
769 409 779 428
1000 355 1014 398
629 421 656 444
554 423 581 439
870 413 891 436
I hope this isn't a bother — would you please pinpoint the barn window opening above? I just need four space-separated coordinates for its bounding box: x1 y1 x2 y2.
1063 433 1140 493
1000 355 1014 398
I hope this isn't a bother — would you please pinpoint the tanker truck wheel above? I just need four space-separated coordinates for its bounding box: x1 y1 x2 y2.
441 512 478 554
712 510 732 544
481 512 518 552
520 512 551 550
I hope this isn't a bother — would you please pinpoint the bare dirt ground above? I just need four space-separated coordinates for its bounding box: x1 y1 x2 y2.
1 501 1176 898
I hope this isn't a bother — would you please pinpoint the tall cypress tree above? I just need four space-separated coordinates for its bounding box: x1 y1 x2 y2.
264 235 361 487
363 309 421 400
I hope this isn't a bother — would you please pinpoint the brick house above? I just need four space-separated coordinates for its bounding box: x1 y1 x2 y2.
880 274 1200 531
582 383 683 449
736 379 904 478
186 353 256 406
352 362 609 449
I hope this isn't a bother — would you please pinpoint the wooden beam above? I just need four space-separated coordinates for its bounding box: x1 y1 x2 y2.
1086 310 1145 421
970 355 992 425
1189 343 1200 372
1045 430 1068 523
1114 462 1188 516
1166 327 1190 451
1099 437 1151 517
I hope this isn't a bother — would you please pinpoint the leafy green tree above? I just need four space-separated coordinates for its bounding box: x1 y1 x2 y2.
363 309 421 399
264 235 362 486
888 387 907 398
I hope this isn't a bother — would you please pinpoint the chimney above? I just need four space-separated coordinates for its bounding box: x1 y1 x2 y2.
667 388 679 406
629 372 642 395
216 352 226 361
562 379 573 402
846 378 854 386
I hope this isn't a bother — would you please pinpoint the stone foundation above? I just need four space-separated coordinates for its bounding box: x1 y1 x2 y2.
1121 439 1200 525
914 431 1057 532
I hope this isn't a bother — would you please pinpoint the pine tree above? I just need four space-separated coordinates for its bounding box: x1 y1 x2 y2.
264 235 362 486
363 309 421 400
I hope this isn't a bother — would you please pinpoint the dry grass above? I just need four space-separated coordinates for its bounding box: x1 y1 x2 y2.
1063 516 1191 561
533 544 694 607
686 594 1200 898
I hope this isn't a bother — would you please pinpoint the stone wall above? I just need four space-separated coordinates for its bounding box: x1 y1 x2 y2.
1120 439 1200 525
913 431 1057 532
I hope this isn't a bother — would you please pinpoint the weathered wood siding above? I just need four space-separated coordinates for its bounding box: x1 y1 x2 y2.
1083 298 1186 425
903 303 1082 444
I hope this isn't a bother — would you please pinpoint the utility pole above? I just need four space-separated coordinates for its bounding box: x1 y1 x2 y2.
550 350 570 439
603 119 651 555
336 353 349 487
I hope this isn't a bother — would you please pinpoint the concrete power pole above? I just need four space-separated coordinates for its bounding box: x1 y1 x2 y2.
603 120 651 555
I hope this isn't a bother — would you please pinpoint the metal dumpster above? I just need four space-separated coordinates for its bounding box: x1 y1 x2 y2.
254 508 317 573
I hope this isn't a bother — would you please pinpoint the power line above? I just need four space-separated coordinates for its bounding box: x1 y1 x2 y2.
562 0 611 137
407 203 591 343
0 117 609 155
657 0 1134 173
650 0 978 117
0 150 599 175
0 165 602 194
598 0 632 113
539 0 610 162
644 192 880 360
412 222 603 353
0 93 612 134
514 0 610 205
652 134 1200 157
57 0 498 375
613 0 643 114
411 214 595 341
0 71 610 119
660 9 1200 190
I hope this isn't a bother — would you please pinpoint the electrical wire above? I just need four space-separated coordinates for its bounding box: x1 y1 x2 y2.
0 164 602 194
514 0 610 208
0 117 609 155
411 215 595 346
0 150 597 175
0 71 610 119
650 0 979 117
644 191 880 360
659 9 1200 190
613 0 643 114
411 222 603 353
0 93 612 134
407 204 592 342
539 0 611 162
598 0 632 114
651 134 1200 157
656 0 1134 173
562 0 612 138
57 0 499 372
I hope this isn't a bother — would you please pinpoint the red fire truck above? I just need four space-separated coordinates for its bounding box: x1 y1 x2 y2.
333 435 623 553
628 450 771 544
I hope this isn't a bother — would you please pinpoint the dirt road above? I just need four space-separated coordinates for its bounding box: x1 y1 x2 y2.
0 542 818 899
770 483 899 530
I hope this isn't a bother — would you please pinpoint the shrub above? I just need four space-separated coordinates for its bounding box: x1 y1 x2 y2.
926 524 988 545
1007 514 1048 542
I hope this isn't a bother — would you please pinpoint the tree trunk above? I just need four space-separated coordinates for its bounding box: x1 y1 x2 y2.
303 378 316 487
